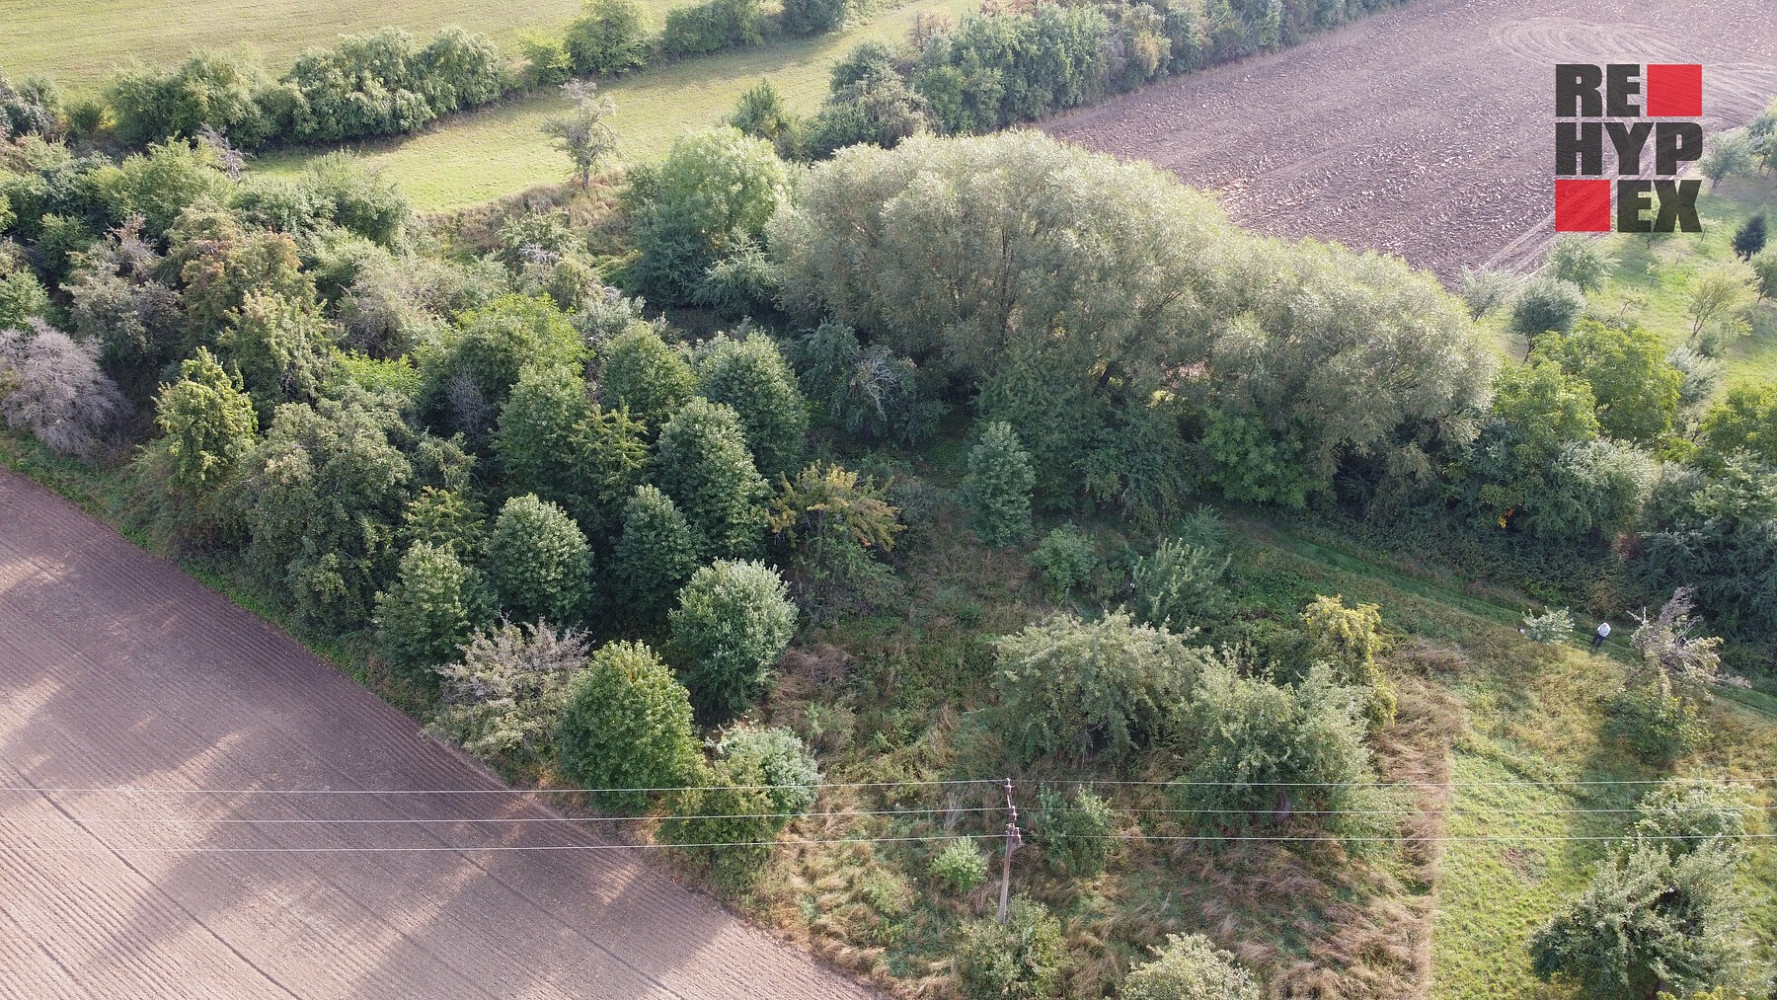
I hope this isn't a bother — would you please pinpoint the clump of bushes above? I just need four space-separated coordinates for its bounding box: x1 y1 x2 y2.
929 837 989 893
1121 933 1262 1000
955 896 1069 1000
1033 786 1114 879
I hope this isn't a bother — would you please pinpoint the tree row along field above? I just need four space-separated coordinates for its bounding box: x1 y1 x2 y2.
251 0 977 210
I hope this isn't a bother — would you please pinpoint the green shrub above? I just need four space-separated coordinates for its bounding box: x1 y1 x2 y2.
658 756 781 890
1606 677 1703 767
993 611 1203 766
1521 606 1574 644
566 0 650 76
486 494 594 626
0 259 50 331
1457 267 1515 319
963 421 1034 547
1030 525 1096 600
1033 786 1114 879
670 559 796 719
555 640 701 811
1530 843 1751 1000
151 348 258 496
374 542 489 683
1634 780 1754 858
1131 536 1228 631
1543 234 1615 293
1121 933 1262 1000
1509 275 1586 343
431 619 588 763
955 896 1069 1000
930 837 989 893
1170 659 1374 832
1300 594 1396 728
716 725 821 816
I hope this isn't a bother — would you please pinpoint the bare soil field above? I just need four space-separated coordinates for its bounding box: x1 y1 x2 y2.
1045 0 1777 278
0 470 879 1000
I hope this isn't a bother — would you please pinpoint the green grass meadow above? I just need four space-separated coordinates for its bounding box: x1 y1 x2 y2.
0 0 591 91
250 0 976 210
1487 173 1777 385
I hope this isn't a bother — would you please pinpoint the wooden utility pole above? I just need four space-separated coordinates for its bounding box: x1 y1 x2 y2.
998 777 1021 924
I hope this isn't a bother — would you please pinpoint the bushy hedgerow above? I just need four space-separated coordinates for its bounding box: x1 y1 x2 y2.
661 0 766 57
566 0 650 76
105 28 510 150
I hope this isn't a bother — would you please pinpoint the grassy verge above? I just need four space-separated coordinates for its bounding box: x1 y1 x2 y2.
248 0 974 210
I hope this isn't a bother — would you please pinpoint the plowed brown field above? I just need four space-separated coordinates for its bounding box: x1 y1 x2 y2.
1045 0 1777 278
0 470 880 1000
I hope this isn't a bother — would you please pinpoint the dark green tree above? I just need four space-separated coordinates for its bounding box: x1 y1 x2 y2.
694 333 808 480
612 485 699 626
597 325 696 432
1731 213 1766 262
654 398 770 561
218 290 336 423
241 388 414 627
486 494 594 626
962 421 1034 547
669 559 796 719
374 542 489 684
419 294 585 445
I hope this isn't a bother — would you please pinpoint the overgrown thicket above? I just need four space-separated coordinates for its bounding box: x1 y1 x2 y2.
5 90 1777 1000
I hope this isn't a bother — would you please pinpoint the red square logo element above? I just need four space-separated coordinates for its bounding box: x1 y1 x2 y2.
1555 180 1612 232
1646 64 1702 117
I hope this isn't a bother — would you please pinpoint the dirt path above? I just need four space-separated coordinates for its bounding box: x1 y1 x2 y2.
0 470 880 1000
1044 0 1777 278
